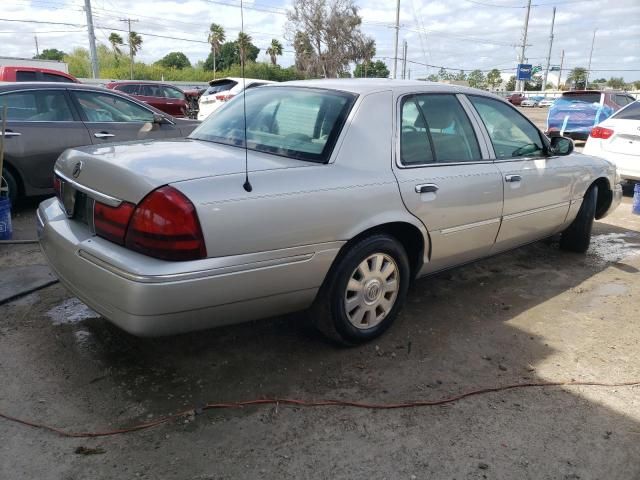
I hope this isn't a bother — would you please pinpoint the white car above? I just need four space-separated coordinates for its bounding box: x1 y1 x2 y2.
197 77 275 120
538 97 556 108
583 100 640 182
520 97 541 107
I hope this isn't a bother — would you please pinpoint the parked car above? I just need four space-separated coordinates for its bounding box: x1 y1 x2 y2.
106 81 189 118
538 97 556 108
38 80 621 343
547 90 636 141
583 100 640 183
197 77 275 120
521 96 544 107
182 86 207 119
506 93 525 106
0 82 199 205
0 65 79 83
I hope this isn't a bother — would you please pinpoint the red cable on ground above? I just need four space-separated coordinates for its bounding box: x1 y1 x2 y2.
1 380 638 438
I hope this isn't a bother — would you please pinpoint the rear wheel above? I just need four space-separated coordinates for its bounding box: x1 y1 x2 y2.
560 185 598 253
1 169 18 207
312 234 410 345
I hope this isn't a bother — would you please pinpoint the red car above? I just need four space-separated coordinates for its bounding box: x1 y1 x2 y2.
0 66 78 83
506 93 525 106
106 81 189 118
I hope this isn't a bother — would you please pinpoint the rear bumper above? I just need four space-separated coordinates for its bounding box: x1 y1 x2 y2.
37 198 341 336
601 184 623 219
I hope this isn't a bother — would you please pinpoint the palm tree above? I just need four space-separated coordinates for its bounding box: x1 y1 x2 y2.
108 32 124 59
266 39 283 66
237 32 252 68
208 23 225 79
567 67 587 88
128 31 143 57
359 39 375 77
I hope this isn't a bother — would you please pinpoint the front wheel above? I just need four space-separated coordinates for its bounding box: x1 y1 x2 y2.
560 185 598 253
312 234 410 345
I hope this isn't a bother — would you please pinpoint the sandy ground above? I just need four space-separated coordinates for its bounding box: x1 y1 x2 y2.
1 110 638 479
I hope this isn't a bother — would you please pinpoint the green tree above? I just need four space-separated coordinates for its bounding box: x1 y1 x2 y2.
437 67 452 81
426 74 439 82
467 69 485 88
157 52 191 69
204 41 259 71
33 48 66 61
606 77 626 89
633 80 640 90
266 39 284 66
567 67 587 88
128 31 143 57
486 68 502 89
64 47 91 78
207 23 225 79
237 32 252 68
108 33 124 65
353 60 389 78
505 75 516 91
592 77 607 84
356 38 376 77
293 31 313 75
454 70 467 81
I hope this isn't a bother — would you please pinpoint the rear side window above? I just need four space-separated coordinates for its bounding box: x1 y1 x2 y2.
469 96 544 160
400 94 481 165
140 85 164 97
16 71 37 81
116 84 139 95
191 87 356 163
0 90 74 121
613 101 640 120
42 73 73 83
204 80 237 96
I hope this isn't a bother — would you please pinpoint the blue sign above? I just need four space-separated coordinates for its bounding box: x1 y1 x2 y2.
517 63 533 81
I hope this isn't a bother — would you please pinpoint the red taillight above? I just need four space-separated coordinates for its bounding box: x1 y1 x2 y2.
590 126 614 139
53 175 62 200
215 93 234 102
124 186 206 261
94 201 135 245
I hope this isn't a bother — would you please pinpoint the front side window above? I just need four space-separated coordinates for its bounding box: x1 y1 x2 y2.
469 96 544 159
162 86 184 99
191 87 356 163
399 94 481 165
0 90 74 121
73 91 154 123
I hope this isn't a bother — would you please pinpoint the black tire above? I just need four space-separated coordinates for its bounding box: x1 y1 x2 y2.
1 168 18 207
311 234 411 346
560 185 598 253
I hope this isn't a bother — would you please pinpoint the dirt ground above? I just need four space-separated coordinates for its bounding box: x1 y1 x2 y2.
1 113 639 479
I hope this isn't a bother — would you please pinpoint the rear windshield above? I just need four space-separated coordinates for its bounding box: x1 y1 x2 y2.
204 80 237 96
613 101 640 120
561 92 602 104
190 87 357 163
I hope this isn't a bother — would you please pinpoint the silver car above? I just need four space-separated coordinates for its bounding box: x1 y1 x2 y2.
37 80 622 344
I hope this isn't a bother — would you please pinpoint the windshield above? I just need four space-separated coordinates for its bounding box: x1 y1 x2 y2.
190 87 357 163
204 80 237 96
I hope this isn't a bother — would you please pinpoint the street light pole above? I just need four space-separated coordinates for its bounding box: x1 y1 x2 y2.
84 0 99 78
542 7 556 92
557 49 564 90
517 0 532 92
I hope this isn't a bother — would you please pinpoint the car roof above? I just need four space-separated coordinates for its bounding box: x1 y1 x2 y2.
208 77 276 86
0 82 105 92
271 78 493 97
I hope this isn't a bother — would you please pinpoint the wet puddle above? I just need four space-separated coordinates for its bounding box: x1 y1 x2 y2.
46 298 100 325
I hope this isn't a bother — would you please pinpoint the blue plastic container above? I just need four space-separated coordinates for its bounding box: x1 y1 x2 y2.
0 197 11 240
633 183 640 216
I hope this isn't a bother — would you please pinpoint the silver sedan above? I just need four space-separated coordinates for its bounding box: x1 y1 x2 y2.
38 80 622 344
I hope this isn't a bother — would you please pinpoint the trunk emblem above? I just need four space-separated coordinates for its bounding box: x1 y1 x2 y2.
72 161 83 178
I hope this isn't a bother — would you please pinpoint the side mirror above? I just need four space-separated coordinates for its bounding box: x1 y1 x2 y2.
153 113 167 124
549 136 574 156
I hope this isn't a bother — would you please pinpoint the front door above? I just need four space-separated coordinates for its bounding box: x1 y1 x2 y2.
69 89 177 144
466 95 575 252
392 93 504 274
0 89 91 192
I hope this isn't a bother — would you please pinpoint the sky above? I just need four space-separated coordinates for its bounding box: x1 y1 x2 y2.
2 0 639 83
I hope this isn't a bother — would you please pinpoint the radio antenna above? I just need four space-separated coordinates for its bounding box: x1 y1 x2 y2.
240 0 252 192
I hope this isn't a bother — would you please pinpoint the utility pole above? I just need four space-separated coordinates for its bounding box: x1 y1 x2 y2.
34 36 39 57
120 18 139 80
542 7 556 92
402 40 408 80
84 0 99 78
585 29 597 89
393 0 401 79
517 0 532 92
557 49 564 90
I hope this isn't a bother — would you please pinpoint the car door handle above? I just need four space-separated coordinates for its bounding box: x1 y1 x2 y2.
94 132 115 138
505 175 522 183
1 130 21 137
415 183 439 194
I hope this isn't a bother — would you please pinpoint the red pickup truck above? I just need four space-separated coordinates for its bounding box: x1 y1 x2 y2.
0 66 79 83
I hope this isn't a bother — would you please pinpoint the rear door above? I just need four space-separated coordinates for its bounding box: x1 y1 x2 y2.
467 95 575 252
392 93 503 274
0 88 91 192
69 89 179 143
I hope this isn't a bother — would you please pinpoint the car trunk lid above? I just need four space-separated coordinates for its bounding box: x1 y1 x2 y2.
600 119 640 156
